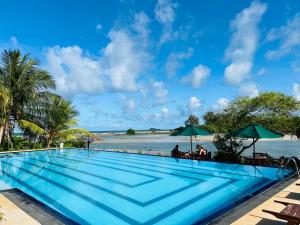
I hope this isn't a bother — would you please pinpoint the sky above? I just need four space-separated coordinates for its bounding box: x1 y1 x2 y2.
1 0 300 131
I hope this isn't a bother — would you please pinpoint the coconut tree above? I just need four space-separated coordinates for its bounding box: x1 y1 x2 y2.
0 84 10 145
20 97 94 148
0 50 55 146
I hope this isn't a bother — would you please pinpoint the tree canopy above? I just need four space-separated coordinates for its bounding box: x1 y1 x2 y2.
185 115 200 126
0 49 93 149
203 92 300 135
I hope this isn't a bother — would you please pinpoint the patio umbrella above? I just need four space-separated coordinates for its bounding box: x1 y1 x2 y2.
171 125 211 156
227 123 284 160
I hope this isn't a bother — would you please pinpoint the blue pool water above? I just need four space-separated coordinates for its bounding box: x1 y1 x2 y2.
0 149 284 225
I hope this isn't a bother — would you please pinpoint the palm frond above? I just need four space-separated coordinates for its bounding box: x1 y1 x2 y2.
18 119 46 135
59 128 95 141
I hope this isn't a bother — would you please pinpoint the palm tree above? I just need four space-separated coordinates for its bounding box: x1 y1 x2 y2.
0 84 10 145
0 50 55 146
20 97 94 148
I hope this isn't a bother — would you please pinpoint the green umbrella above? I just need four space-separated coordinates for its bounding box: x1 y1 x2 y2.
228 123 284 161
171 125 211 155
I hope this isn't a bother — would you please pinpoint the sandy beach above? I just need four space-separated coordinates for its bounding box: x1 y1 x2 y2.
93 133 298 144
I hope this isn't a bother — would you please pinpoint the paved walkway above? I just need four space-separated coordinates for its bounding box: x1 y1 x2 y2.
212 177 300 225
0 189 77 225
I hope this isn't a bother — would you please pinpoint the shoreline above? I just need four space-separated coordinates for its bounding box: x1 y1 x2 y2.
93 133 298 143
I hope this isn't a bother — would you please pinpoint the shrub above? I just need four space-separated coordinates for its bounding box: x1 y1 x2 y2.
213 134 243 163
64 139 86 148
296 127 300 139
126 128 135 135
0 136 46 151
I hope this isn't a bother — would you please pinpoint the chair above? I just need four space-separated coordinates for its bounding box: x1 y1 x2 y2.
263 200 300 225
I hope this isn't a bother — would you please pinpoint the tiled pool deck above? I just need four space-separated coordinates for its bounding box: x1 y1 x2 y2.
0 189 77 225
212 176 299 225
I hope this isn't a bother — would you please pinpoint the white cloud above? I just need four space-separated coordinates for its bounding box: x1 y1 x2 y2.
103 29 149 91
217 97 230 109
45 12 151 96
291 61 300 74
165 48 193 78
96 24 103 30
152 81 169 105
188 96 202 112
224 1 267 85
162 107 169 114
266 14 300 59
257 67 267 76
0 36 20 52
238 82 259 97
123 99 136 113
161 107 169 120
9 36 18 47
154 0 177 44
292 83 300 100
182 64 210 88
132 12 151 47
155 0 176 25
45 46 104 96
212 97 230 111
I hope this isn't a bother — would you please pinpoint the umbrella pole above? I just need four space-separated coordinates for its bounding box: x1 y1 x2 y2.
190 136 193 158
253 138 255 165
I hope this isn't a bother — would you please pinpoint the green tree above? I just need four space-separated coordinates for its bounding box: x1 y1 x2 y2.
203 92 300 134
126 128 135 135
20 97 93 147
0 50 55 147
185 115 200 126
209 92 300 161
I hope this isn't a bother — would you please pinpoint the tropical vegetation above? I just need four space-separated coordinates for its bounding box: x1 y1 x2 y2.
202 92 300 134
174 92 300 162
0 49 93 151
126 128 136 135
205 92 300 162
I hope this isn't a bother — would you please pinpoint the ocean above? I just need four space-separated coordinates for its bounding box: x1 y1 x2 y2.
90 134 300 158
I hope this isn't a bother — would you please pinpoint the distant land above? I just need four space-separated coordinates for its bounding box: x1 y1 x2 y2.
90 128 170 134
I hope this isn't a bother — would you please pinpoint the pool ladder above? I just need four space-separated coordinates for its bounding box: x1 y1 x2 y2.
278 157 300 178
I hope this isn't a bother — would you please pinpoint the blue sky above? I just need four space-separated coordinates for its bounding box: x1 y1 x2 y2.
1 0 300 130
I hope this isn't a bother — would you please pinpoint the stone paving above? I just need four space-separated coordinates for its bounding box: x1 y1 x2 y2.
211 176 300 225
0 189 77 225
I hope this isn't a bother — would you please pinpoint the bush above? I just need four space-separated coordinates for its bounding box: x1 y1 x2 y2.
213 134 244 163
296 127 300 139
0 136 46 151
126 128 135 135
64 139 86 148
213 150 239 163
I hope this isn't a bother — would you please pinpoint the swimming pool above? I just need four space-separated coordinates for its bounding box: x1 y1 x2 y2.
0 149 283 225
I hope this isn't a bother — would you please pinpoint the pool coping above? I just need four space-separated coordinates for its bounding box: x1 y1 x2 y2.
0 188 79 225
0 148 59 154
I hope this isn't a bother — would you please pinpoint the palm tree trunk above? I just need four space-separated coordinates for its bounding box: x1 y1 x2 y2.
4 123 13 149
47 135 52 148
0 125 4 145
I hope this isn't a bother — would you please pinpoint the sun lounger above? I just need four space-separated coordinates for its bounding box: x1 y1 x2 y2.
263 200 300 225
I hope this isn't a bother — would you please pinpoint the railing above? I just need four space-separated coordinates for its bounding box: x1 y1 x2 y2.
278 157 300 178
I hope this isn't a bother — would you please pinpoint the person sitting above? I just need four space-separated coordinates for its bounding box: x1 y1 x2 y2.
171 145 181 158
196 145 208 159
197 145 207 157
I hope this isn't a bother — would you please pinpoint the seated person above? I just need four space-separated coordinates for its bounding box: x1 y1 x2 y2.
171 145 181 157
196 144 207 157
